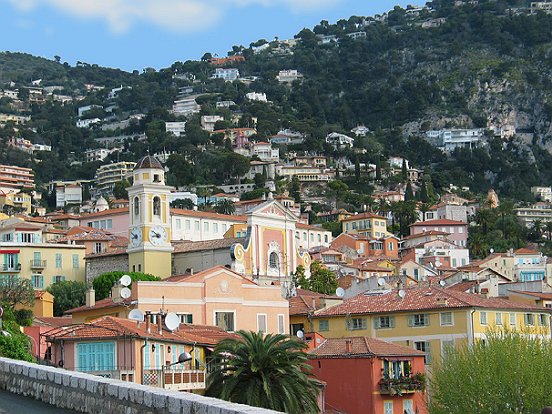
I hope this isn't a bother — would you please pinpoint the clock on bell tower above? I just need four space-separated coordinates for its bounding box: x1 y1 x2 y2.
126 155 174 278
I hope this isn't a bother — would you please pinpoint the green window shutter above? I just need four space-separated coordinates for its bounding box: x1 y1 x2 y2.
374 318 380 329
425 314 430 326
389 317 395 328
408 315 414 327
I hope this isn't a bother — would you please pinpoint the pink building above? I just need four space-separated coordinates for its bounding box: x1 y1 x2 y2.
409 219 468 247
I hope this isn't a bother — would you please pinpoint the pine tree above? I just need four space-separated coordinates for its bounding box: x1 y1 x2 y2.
420 180 429 202
355 156 361 182
405 181 414 201
401 159 407 180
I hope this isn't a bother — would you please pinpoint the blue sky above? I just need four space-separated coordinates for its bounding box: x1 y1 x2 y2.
0 0 410 72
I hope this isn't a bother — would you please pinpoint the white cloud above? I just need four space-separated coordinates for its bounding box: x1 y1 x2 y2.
7 0 343 33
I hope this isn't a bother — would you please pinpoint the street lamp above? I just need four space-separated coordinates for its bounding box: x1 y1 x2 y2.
161 352 192 388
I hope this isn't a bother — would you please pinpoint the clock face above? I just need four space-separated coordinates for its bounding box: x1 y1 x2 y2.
129 227 142 247
149 226 168 246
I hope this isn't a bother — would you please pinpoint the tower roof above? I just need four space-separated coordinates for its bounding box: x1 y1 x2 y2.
134 155 163 170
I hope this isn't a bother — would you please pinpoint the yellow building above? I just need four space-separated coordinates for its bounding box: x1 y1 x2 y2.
302 286 551 369
340 212 390 238
127 156 174 278
0 190 32 214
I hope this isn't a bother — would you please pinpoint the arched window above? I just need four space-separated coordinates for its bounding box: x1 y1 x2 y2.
153 196 161 217
269 252 279 269
134 196 140 216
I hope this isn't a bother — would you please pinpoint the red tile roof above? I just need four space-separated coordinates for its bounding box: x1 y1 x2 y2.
508 290 552 300
514 248 539 255
401 230 450 240
65 297 132 314
289 289 341 316
341 212 386 222
309 337 425 358
315 286 548 317
80 207 129 219
33 316 73 327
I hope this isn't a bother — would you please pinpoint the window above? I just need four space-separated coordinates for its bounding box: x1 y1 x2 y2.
277 314 285 334
408 314 429 327
153 196 161 217
178 314 193 324
194 221 200 231
106 219 112 229
374 316 395 329
32 274 44 289
441 340 455 358
310 234 314 242
524 313 535 326
54 275 65 284
403 399 414 414
303 232 307 241
413 269 419 279
204 222 209 233
73 254 79 269
495 312 503 325
539 314 547 326
153 174 160 183
55 254 62 268
215 312 235 331
415 341 432 364
319 320 329 331
213 223 218 233
388 242 394 251
480 311 487 325
324 235 328 243
222 224 227 232
510 313 516 326
175 219 181 230
77 342 115 372
185 220 190 230
4 253 19 271
94 243 104 254
2 233 12 242
257 314 267 334
134 197 140 216
21 233 33 243
348 317 367 330
440 312 453 326
384 401 393 414
269 252 279 269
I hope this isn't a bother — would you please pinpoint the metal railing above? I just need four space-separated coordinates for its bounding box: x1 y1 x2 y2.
1 263 21 272
143 368 206 391
30 260 47 269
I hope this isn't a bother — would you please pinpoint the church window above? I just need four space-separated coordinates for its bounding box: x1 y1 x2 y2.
134 197 140 216
153 197 161 217
269 252 279 269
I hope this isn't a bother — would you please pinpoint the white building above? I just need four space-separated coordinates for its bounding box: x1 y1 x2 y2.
325 132 354 149
426 129 485 153
165 121 187 137
276 70 303 83
351 125 370 136
531 187 552 202
200 116 223 132
211 68 240 82
171 209 245 242
172 97 201 116
245 92 267 102
85 148 112 162
270 129 305 145
216 101 236 108
76 118 101 128
48 180 92 208
77 105 102 117
169 191 198 206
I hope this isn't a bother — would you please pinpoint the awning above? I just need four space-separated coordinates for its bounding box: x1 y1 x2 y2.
0 250 20 254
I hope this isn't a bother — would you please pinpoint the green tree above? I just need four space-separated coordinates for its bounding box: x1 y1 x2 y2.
46 280 88 316
92 271 160 301
326 180 349 208
308 261 338 295
170 198 195 210
430 331 552 414
355 156 361 182
405 181 415 201
206 331 320 413
214 199 236 215
420 180 429 203
0 317 33 362
112 179 131 200
289 176 301 203
401 159 408 180
0 278 34 310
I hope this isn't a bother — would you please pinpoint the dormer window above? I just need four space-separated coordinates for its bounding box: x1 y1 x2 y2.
153 174 160 183
134 196 140 216
153 196 161 217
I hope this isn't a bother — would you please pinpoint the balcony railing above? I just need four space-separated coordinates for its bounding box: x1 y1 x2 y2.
1 263 21 272
143 368 206 391
30 260 47 269
86 370 136 382
379 374 426 396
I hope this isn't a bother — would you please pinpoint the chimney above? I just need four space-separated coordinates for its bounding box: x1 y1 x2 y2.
85 288 95 308
345 339 353 354
111 283 123 303
145 311 151 333
158 313 164 335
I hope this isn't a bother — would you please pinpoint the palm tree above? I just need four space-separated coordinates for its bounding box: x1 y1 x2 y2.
214 199 235 215
206 331 320 413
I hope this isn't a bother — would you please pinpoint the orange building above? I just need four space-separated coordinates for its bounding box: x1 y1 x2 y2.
331 233 399 259
308 336 427 414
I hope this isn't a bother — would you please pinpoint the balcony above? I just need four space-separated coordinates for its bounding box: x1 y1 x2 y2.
379 373 426 396
1 263 21 272
30 260 47 269
143 368 206 391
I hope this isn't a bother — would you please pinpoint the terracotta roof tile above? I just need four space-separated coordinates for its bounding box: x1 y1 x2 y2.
289 289 341 316
508 290 552 300
514 248 539 255
80 207 129 219
315 286 549 317
309 337 425 358
341 212 386 222
410 219 467 227
172 238 244 253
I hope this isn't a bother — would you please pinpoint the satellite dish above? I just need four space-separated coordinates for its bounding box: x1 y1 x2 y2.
335 287 345 298
120 287 131 299
296 330 304 339
377 277 386 287
165 312 180 331
128 309 144 322
119 274 132 287
489 248 494 254
398 289 406 299
439 280 446 287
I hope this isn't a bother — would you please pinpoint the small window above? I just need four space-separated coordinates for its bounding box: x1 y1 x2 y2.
480 311 487 325
73 254 79 269
153 174 160 183
348 317 367 330
134 196 140 216
153 196 161 217
54 275 65 284
176 219 181 230
277 314 285 334
32 274 44 289
55 254 62 268
409 314 429 327
319 320 329 331
204 222 209 233
415 341 432 364
384 401 393 414
178 314 193 324
213 223 218 233
440 312 453 326
185 220 190 230
374 316 394 329
269 252 279 269
215 312 235 331
539 314 547 326
524 313 535 326
194 221 200 231
510 313 516 326
495 312 503 326
441 340 455 359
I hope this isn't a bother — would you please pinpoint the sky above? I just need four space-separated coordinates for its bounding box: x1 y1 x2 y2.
0 0 410 72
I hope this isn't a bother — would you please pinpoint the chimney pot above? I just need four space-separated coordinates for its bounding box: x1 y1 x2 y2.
158 313 163 335
145 311 151 333
345 339 353 353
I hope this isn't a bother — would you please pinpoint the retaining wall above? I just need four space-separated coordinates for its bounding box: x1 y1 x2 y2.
0 357 280 414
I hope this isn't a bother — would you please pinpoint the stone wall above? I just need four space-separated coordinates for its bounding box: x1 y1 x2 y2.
86 253 128 284
0 357 280 414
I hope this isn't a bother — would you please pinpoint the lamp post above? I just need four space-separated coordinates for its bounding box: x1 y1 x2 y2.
161 351 192 389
